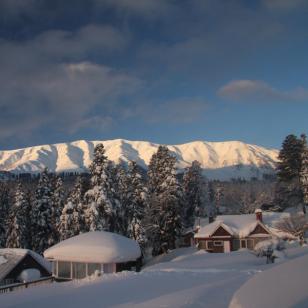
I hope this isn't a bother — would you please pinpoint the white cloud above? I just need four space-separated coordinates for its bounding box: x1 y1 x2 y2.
218 80 308 103
263 0 307 10
125 98 208 124
94 0 173 17
0 22 140 141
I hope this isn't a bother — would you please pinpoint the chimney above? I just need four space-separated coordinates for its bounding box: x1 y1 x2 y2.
209 215 215 224
255 209 262 222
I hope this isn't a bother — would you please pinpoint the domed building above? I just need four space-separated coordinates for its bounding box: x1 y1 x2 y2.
44 231 142 280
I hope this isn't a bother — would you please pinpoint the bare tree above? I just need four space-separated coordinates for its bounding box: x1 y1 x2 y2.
276 214 308 244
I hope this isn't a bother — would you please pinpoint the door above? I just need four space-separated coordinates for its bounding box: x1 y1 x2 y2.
224 241 231 252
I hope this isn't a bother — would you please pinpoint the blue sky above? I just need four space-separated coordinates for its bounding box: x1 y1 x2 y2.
0 0 308 150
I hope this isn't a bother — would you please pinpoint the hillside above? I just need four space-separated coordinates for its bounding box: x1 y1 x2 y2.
0 139 278 180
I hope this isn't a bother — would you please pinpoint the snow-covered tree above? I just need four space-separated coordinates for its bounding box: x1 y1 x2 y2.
84 144 116 232
0 183 10 247
126 161 146 251
31 168 54 253
58 176 86 240
300 134 308 213
146 146 183 256
276 213 308 244
107 163 128 235
182 160 207 229
58 201 77 241
51 175 65 242
6 183 31 248
71 176 87 233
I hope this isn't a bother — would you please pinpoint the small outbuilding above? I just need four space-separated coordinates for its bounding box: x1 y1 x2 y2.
44 231 142 280
0 249 51 286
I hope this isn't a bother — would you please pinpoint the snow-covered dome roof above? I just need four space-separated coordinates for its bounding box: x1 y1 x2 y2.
44 231 141 263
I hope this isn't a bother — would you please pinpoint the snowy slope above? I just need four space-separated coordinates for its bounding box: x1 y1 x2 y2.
230 251 308 308
0 139 278 180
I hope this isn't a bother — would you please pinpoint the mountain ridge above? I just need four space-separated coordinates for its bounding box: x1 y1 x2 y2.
0 139 279 180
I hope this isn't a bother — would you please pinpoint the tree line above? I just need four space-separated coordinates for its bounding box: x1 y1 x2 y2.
0 144 215 256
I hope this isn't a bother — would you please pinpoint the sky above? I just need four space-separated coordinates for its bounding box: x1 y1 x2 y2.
0 0 308 150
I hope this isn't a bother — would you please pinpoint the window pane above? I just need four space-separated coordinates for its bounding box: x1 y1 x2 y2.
214 241 223 246
72 262 86 279
87 263 101 276
207 241 213 249
58 261 71 278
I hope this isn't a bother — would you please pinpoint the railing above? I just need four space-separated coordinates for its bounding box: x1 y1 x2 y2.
0 276 54 294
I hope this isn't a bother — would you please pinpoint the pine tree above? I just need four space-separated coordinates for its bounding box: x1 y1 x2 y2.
31 168 54 254
300 134 308 213
51 175 65 243
107 163 127 234
277 134 305 182
0 183 10 248
58 176 85 240
276 134 306 210
126 161 146 251
58 201 77 241
182 160 207 229
6 183 31 248
84 144 115 231
70 176 87 233
146 146 183 256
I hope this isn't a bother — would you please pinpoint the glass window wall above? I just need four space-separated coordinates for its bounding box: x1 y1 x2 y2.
58 261 71 279
72 262 86 279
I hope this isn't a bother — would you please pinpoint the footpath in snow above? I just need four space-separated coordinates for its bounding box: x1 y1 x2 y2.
1 246 308 308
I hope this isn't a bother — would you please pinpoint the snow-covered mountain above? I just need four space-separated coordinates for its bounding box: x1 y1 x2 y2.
0 139 279 180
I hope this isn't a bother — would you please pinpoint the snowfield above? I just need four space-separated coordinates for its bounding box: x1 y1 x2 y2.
0 139 278 180
2 246 308 308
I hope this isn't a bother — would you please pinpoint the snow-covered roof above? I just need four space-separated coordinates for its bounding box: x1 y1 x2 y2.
0 249 51 282
44 231 141 263
195 212 292 239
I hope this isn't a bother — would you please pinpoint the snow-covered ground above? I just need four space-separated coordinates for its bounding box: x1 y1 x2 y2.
230 247 308 308
2 246 308 308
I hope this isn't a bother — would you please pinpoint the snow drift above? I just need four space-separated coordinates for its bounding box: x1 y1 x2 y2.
229 253 308 308
0 139 278 180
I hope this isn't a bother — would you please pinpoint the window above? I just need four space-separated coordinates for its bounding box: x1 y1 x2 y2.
72 262 86 279
87 263 101 276
214 241 223 246
57 261 71 278
207 241 213 250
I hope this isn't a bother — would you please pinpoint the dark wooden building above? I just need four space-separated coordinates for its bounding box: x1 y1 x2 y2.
0 249 51 286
